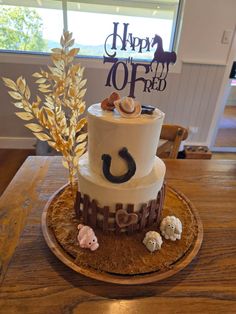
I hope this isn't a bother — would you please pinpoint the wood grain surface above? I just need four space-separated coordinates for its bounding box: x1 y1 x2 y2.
0 149 35 196
0 157 236 313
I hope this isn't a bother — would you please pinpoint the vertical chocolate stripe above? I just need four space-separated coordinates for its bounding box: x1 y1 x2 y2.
157 185 165 225
155 190 161 224
103 206 109 232
115 203 123 234
83 194 90 225
127 204 134 235
140 204 148 230
148 200 157 226
90 199 98 228
156 189 161 224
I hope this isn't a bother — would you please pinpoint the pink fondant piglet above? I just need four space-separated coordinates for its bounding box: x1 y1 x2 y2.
77 224 99 251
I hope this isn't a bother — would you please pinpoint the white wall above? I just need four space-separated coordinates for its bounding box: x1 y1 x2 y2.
178 0 236 65
0 0 236 148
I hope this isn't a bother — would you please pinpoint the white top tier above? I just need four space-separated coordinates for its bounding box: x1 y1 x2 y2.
87 104 165 179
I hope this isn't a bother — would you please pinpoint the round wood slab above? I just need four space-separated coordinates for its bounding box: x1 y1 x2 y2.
41 185 203 285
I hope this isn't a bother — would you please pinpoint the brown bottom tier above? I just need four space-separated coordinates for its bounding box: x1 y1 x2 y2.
47 185 198 275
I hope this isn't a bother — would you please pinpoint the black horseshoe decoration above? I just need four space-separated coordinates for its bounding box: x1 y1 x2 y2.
101 147 136 184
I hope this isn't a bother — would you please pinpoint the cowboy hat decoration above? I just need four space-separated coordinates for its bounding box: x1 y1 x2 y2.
114 97 141 118
101 92 120 111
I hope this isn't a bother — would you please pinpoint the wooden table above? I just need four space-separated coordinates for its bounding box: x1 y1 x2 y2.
0 157 236 313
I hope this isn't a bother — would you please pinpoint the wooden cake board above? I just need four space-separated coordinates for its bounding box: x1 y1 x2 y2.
41 185 203 285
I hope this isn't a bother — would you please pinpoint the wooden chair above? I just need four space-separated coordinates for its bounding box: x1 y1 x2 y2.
156 124 188 159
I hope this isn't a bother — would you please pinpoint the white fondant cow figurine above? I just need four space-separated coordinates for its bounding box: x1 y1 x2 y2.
77 224 99 251
160 216 182 241
143 231 163 252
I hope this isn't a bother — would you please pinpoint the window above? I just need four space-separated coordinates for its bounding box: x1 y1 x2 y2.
0 0 181 60
0 0 63 53
67 0 181 60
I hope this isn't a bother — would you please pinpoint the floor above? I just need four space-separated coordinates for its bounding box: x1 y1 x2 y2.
0 149 35 196
215 106 236 147
0 149 236 197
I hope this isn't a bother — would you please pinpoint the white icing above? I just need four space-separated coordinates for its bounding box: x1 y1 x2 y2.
87 104 165 179
78 153 166 212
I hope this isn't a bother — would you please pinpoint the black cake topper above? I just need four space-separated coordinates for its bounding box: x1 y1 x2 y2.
103 22 177 98
150 34 177 78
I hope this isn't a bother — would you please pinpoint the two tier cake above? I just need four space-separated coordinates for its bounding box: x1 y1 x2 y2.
47 96 197 276
76 100 166 233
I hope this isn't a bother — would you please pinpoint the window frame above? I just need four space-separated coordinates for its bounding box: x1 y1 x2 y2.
0 0 183 73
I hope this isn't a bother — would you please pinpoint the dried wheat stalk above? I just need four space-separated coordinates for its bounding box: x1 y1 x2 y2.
3 31 87 196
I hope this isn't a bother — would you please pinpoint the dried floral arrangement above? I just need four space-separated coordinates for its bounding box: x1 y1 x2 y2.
3 31 87 195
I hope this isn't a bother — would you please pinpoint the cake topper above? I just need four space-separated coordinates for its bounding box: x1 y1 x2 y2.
114 97 141 118
101 91 120 111
103 22 177 98
100 92 156 116
3 31 87 195
150 34 177 78
141 105 156 115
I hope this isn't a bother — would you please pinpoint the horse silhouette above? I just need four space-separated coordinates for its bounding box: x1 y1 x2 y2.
150 34 177 78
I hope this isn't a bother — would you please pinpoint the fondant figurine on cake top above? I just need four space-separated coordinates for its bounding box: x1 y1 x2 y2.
114 96 141 118
101 91 120 111
101 92 156 117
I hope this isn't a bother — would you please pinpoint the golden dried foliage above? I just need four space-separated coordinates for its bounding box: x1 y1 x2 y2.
3 31 87 194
